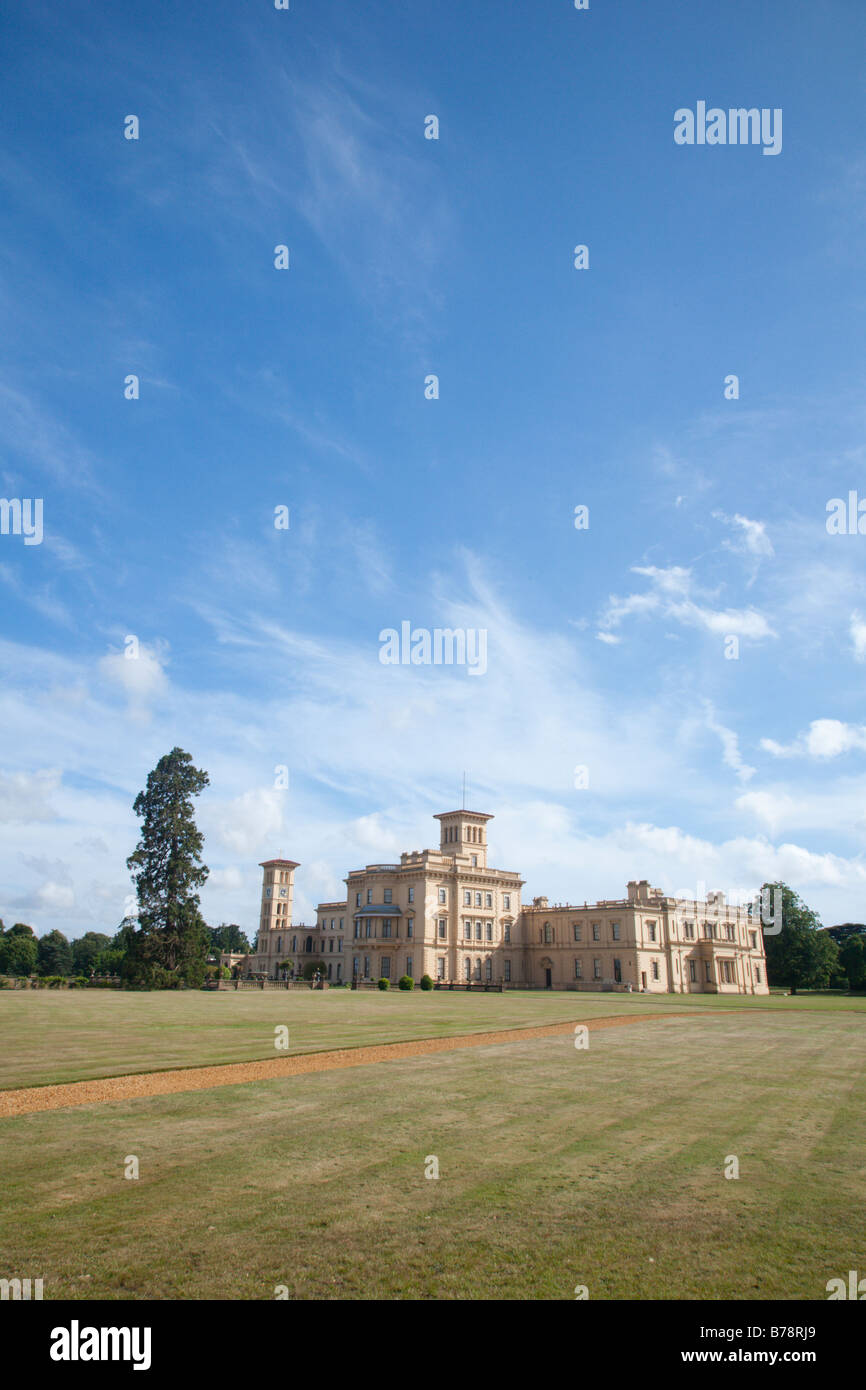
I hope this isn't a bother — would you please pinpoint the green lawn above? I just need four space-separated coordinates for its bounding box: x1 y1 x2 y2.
2 986 865 1091
0 1004 864 1299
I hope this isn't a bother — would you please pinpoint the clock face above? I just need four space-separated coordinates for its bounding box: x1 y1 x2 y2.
279 888 287 897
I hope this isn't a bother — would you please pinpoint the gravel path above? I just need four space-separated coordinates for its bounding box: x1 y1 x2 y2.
0 1011 709 1118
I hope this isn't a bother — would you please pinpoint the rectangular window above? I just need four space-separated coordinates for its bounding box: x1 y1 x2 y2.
383 921 392 938
475 922 482 941
613 958 622 983
705 961 712 982
471 855 478 867
475 892 482 907
437 958 445 980
593 959 601 979
338 939 342 952
503 894 510 910
366 889 372 905
574 959 582 979
485 893 492 909
750 931 757 949
407 921 414 939
464 890 471 906
504 960 512 982
651 960 659 981
438 921 446 939
647 923 656 942
486 923 492 941
408 887 415 903
384 889 392 904
755 966 761 983
689 960 696 982
381 957 391 979
329 938 334 952
684 922 694 939
573 924 582 942
406 956 413 978
353 956 360 976
612 922 621 941
726 925 735 942
438 888 446 904
464 921 471 939
364 956 370 977
339 919 344 930
365 920 372 938
592 923 600 941
354 923 360 939
356 892 361 908
504 924 511 943
485 959 492 981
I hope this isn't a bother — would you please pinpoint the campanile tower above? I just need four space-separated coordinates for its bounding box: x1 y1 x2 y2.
433 810 492 868
258 858 300 938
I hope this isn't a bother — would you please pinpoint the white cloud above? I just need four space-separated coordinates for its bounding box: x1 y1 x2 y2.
598 565 775 642
850 612 866 662
99 641 169 718
703 704 755 783
761 718 866 760
215 788 288 857
0 769 61 823
714 510 774 558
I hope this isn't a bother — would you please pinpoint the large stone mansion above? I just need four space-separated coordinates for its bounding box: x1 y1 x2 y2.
235 808 769 995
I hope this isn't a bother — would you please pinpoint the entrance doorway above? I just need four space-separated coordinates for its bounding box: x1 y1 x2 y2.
641 971 647 990
544 968 552 989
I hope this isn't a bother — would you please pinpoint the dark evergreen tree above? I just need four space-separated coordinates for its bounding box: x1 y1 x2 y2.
0 926 38 976
125 748 210 988
71 931 111 975
209 923 251 954
839 935 866 991
36 929 73 977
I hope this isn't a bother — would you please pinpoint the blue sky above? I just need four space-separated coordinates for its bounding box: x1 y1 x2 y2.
2 0 866 938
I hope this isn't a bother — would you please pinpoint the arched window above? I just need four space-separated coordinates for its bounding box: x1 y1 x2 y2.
292 936 297 952
485 959 492 981
474 958 482 980
464 958 471 981
305 936 313 953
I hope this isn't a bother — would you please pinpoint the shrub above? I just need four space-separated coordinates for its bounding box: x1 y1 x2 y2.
398 975 414 991
377 977 390 991
420 974 434 991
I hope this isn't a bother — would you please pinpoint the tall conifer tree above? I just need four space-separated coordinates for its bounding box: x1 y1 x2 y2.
126 747 210 988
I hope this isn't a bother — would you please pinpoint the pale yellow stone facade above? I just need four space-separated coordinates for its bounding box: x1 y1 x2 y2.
239 810 769 995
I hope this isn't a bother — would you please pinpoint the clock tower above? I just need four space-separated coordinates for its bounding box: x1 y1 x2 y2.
258 858 299 941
